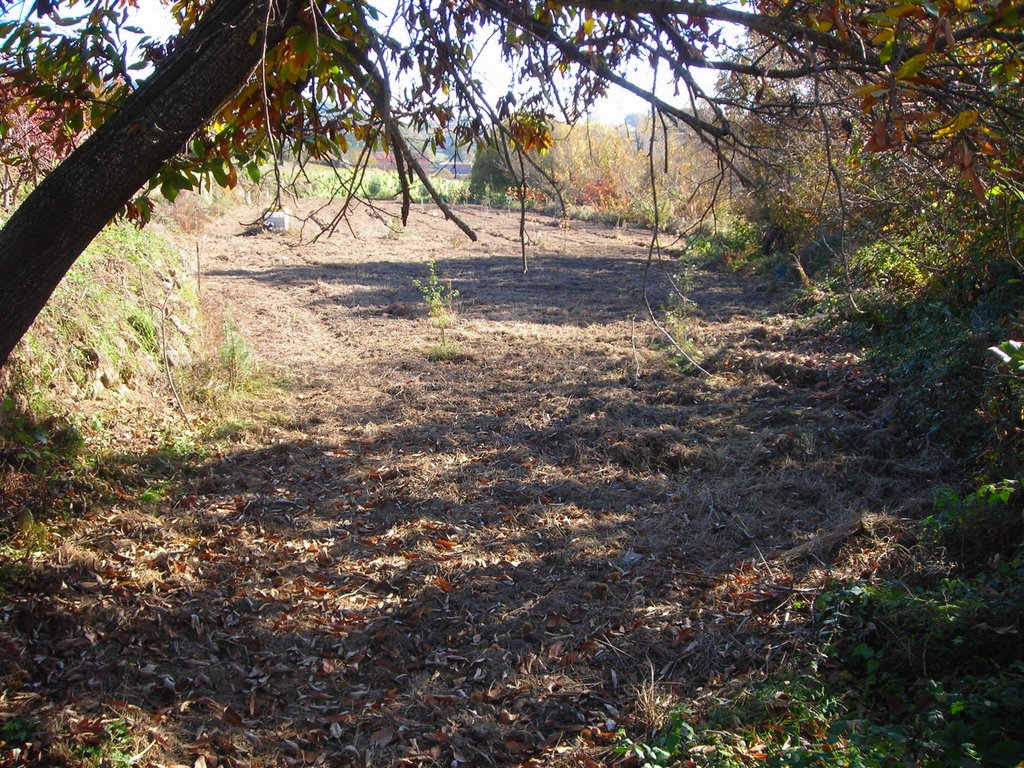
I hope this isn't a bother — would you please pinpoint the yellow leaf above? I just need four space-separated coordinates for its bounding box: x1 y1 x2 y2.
884 3 921 17
853 82 887 98
806 14 834 31
935 110 979 139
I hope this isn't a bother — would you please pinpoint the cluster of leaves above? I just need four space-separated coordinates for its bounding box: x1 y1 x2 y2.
0 86 70 208
0 395 86 474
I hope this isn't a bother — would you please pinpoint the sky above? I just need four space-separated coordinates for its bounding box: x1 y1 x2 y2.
125 0 718 125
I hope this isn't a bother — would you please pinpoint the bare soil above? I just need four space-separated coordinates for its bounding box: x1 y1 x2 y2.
1 200 944 766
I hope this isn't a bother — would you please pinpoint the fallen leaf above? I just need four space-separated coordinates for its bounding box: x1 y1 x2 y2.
370 726 395 747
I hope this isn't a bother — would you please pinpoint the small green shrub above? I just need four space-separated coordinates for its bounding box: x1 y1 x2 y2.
616 674 906 768
820 571 1024 680
71 718 135 768
0 397 83 469
385 215 406 240
413 260 460 348
0 717 36 749
126 307 159 355
664 263 703 368
218 313 253 389
850 238 929 297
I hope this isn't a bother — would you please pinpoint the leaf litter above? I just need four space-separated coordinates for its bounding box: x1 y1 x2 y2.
0 200 944 766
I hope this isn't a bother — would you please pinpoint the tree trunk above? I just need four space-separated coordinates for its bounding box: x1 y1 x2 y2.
0 0 301 369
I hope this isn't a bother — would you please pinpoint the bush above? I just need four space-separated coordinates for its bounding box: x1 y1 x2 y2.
469 145 515 203
929 482 1022 563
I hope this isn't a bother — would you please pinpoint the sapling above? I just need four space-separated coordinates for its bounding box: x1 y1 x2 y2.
413 260 460 346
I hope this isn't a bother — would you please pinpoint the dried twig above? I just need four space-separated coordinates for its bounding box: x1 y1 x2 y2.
159 288 193 429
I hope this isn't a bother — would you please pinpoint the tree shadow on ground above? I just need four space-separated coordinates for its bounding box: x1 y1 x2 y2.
202 204 770 332
206 251 675 328
1 207 943 765
0 335 940 766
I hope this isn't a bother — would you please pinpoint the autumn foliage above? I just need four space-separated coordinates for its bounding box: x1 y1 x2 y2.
0 84 76 209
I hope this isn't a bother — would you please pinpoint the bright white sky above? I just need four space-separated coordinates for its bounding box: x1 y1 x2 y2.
127 0 718 125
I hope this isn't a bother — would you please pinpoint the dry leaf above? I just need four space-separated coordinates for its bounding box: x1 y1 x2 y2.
370 726 395 747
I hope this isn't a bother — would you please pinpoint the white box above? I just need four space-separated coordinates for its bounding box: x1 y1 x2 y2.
263 209 291 233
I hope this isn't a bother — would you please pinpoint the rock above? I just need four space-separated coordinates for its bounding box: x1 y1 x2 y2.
169 315 192 336
137 354 159 379
165 346 192 368
99 367 120 389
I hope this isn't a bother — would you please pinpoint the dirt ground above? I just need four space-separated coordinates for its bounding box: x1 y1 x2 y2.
1 200 943 766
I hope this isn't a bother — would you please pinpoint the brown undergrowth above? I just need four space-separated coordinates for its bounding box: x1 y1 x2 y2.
0 200 945 766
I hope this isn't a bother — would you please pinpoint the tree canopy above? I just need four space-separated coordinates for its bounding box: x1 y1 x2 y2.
1 0 1022 366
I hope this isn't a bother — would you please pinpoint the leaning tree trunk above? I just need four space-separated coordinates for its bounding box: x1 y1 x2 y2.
0 0 301 369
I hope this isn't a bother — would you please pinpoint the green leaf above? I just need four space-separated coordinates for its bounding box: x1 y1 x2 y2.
880 38 895 65
66 108 84 134
896 53 929 80
14 432 37 446
160 178 181 202
211 158 229 187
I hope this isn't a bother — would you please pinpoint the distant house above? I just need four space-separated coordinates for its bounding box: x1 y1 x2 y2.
370 149 433 174
370 151 398 171
368 148 472 178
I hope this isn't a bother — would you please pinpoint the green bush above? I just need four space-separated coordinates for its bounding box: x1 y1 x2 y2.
679 218 759 270
469 145 515 203
850 238 929 297
928 481 1022 562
